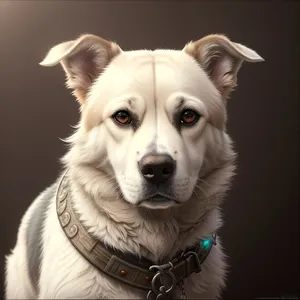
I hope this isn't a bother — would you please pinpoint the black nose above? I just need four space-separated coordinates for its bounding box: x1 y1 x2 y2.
139 154 175 184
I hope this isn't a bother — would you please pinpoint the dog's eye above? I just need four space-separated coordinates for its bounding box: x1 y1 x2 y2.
113 110 131 125
180 109 200 126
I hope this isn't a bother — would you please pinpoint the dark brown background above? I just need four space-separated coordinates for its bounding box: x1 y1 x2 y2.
0 1 299 299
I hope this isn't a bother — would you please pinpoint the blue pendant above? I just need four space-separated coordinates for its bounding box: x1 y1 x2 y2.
200 238 212 250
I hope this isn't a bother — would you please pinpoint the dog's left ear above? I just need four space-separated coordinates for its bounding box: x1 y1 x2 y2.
40 34 122 105
183 34 264 99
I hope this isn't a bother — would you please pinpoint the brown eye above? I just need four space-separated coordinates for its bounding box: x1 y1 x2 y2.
180 109 200 126
113 110 131 125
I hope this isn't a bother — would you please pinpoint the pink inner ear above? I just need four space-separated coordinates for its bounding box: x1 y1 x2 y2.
210 55 234 90
65 47 106 91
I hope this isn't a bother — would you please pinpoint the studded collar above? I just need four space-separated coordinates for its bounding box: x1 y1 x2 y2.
56 172 216 300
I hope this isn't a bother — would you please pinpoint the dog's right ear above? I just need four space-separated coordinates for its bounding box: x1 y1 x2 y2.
40 34 122 105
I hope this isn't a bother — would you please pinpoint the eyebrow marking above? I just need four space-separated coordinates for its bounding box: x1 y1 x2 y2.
175 96 185 110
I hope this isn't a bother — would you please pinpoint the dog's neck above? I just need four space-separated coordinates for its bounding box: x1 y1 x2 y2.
66 163 232 263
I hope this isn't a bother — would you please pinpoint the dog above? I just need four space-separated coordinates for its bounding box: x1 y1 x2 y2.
5 33 263 299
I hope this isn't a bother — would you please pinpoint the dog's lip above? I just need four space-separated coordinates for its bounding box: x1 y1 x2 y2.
138 196 178 209
139 194 179 204
149 194 169 200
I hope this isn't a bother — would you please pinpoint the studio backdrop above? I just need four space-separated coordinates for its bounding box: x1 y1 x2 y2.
0 1 299 299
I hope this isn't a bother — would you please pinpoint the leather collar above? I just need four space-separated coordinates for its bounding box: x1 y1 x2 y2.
56 172 216 300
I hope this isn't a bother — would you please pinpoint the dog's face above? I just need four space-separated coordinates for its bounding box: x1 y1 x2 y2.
86 50 222 209
41 34 263 209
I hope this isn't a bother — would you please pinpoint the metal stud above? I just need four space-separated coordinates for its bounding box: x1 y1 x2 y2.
68 224 78 238
120 270 128 276
61 212 71 227
58 189 68 202
57 200 67 215
61 178 68 188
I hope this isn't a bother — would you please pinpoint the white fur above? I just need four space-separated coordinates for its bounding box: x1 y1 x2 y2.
5 34 263 299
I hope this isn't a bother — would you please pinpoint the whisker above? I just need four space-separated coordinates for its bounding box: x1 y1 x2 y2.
193 183 210 213
197 177 213 189
194 184 209 200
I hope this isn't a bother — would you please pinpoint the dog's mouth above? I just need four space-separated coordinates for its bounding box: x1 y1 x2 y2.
138 194 179 210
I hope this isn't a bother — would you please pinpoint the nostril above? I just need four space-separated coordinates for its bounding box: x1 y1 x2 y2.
163 167 172 175
143 167 154 177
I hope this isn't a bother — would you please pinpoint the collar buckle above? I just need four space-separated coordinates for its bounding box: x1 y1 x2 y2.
147 262 176 300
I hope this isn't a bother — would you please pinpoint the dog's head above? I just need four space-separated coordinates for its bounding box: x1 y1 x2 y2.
41 34 263 210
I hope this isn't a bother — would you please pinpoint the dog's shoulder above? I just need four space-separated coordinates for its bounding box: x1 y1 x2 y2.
26 178 60 289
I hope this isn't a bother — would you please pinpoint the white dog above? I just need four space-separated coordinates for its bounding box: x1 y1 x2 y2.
5 34 263 299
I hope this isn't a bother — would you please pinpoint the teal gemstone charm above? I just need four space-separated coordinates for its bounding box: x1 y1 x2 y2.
200 238 212 250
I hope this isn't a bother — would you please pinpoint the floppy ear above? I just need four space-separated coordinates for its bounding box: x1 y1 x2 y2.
40 34 122 105
183 34 264 99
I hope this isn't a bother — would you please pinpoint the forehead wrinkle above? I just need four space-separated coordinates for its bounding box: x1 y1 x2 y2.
152 53 158 152
153 55 176 151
